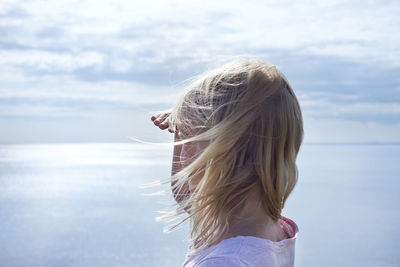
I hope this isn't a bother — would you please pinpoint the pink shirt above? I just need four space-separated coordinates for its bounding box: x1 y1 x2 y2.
182 216 298 267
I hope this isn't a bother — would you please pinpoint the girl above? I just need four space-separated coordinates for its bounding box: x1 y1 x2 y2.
151 59 303 267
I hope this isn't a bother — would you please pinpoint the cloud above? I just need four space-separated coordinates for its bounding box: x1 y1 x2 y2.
0 0 399 143
0 78 183 120
303 117 400 143
299 93 400 124
2 0 399 76
0 50 105 72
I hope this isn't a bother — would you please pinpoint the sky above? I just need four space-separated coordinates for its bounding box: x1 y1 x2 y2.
1 0 399 144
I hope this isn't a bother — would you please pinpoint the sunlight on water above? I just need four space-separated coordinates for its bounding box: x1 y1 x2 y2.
0 143 188 267
0 143 399 266
0 143 172 166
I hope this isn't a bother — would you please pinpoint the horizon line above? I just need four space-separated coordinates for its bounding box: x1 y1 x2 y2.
0 141 400 146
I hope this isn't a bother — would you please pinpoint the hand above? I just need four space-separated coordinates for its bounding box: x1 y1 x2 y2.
151 111 191 210
151 111 174 133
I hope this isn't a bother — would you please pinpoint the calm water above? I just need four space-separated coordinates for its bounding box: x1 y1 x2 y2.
0 143 399 267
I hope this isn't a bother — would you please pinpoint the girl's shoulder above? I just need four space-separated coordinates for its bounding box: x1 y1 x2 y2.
182 217 298 267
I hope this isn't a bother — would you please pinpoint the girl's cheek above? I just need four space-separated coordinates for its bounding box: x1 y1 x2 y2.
180 141 209 192
180 142 206 192
188 170 205 192
180 141 208 162
180 142 197 166
179 145 189 165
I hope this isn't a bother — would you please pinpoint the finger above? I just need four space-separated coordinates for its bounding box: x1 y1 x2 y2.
158 113 172 127
151 115 161 126
157 113 169 124
159 123 169 130
152 114 166 125
151 111 171 127
157 113 169 125
153 119 160 126
159 119 170 127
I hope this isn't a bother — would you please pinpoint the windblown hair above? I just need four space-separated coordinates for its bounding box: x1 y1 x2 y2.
164 59 303 250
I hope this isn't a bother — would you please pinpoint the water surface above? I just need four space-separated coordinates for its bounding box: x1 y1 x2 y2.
0 143 399 266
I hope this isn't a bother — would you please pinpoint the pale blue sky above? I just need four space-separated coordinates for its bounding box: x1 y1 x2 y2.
1 0 399 143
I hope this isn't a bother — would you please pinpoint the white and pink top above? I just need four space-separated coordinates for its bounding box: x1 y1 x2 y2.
182 216 298 267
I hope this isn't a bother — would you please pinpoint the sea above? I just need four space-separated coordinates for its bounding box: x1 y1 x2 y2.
0 143 399 267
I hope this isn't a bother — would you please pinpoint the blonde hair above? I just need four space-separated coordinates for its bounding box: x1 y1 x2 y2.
164 59 303 250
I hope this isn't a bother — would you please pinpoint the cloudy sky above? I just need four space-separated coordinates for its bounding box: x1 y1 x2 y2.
1 0 399 144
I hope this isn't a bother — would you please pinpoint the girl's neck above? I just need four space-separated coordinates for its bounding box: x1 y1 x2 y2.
220 187 287 242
